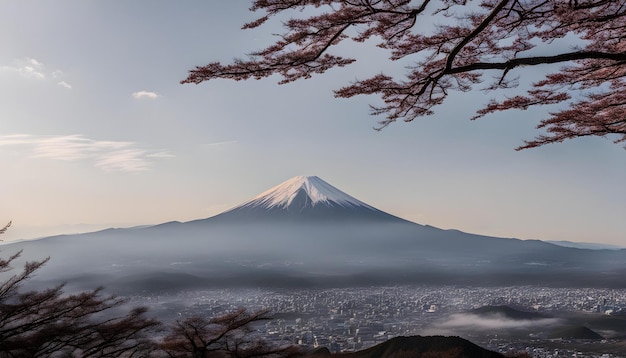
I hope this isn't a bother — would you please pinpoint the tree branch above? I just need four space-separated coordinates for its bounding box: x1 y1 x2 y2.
449 51 626 74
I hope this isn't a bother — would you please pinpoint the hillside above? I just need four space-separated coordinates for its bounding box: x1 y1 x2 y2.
303 336 507 358
548 326 604 340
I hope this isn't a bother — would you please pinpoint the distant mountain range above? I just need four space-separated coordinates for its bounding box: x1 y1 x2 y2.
4 175 626 293
546 240 625 250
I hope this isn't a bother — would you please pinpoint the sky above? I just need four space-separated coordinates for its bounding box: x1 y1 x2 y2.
1 1 624 246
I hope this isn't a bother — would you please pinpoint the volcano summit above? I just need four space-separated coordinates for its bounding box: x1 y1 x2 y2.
204 175 407 223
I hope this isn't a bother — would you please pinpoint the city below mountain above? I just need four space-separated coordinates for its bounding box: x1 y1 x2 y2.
4 175 626 293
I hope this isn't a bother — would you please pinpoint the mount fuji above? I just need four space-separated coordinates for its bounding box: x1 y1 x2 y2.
4 175 626 293
237 175 373 210
193 175 407 223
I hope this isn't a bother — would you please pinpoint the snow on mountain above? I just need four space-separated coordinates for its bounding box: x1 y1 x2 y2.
201 175 407 223
236 176 377 210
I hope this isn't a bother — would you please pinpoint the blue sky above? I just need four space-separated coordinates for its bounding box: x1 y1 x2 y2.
1 1 624 245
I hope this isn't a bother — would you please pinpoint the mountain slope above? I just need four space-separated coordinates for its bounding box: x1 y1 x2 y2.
303 336 506 358
548 326 604 340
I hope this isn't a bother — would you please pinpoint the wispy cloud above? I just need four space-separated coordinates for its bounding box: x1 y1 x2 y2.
201 140 238 147
0 134 173 172
58 81 72 89
146 151 176 158
95 149 153 172
0 58 46 79
132 90 160 99
0 58 72 89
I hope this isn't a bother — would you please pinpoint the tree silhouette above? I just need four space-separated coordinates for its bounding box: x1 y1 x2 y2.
0 224 301 357
0 222 10 236
183 0 626 150
159 308 301 357
0 223 160 357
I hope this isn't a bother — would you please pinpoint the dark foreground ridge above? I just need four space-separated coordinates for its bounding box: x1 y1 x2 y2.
303 336 508 358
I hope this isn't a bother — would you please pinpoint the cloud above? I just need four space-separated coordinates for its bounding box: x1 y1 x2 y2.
1 58 73 89
0 58 46 79
197 141 239 151
0 134 173 172
202 140 238 147
146 151 176 158
58 81 72 89
132 90 160 99
95 149 154 172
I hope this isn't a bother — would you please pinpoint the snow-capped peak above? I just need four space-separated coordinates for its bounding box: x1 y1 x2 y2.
237 176 376 210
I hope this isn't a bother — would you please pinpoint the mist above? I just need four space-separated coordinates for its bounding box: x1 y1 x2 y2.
3 216 626 295
425 313 562 335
